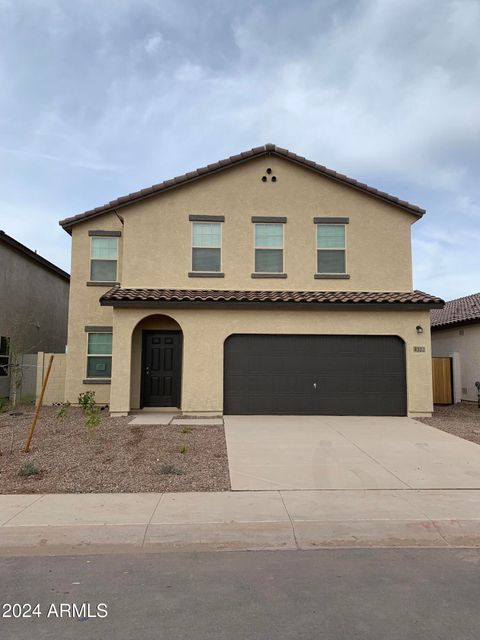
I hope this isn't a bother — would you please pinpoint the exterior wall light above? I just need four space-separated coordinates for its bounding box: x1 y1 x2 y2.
416 325 424 334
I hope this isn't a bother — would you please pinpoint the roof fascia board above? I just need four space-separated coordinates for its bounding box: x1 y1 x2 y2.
101 299 443 310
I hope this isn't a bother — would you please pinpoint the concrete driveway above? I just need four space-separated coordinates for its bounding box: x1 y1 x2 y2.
224 416 480 490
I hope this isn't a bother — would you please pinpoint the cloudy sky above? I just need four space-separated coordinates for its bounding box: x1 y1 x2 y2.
0 0 479 299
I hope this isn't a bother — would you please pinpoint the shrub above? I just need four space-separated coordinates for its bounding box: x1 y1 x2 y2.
157 463 184 475
0 398 9 413
179 446 187 455
85 407 101 434
78 391 101 434
181 427 192 434
78 391 96 414
18 462 40 477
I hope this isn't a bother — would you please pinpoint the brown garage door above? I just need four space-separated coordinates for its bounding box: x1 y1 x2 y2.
224 335 407 416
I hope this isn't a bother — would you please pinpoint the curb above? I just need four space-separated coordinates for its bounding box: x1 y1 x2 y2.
1 520 480 556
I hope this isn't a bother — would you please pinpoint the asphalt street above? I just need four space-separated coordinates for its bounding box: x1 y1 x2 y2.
1 549 479 640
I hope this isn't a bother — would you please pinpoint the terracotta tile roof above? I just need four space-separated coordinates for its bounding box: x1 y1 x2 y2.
60 144 425 231
100 287 443 308
431 292 480 328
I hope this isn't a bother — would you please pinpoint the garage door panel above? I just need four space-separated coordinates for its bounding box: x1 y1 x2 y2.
224 335 407 416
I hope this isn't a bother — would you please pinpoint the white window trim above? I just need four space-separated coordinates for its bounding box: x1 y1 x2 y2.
316 223 347 275
253 222 285 274
86 332 112 379
89 236 119 282
191 221 222 273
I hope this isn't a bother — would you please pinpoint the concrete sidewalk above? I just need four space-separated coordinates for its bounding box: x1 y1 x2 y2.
1 490 480 555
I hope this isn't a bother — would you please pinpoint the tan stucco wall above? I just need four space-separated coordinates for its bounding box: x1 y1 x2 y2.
120 156 415 291
63 155 426 410
64 212 121 404
105 307 433 417
432 324 480 402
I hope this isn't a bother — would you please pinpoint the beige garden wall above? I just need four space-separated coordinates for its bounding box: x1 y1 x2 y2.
108 307 433 417
36 352 66 405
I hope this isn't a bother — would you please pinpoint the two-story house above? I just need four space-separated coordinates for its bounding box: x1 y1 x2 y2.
0 230 70 400
59 144 443 417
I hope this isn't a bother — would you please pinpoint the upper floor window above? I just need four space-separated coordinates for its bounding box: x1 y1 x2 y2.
87 332 112 378
192 222 221 272
0 336 9 377
90 236 118 282
255 223 283 273
317 224 346 274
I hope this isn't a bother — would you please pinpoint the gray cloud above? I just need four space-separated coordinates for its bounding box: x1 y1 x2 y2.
0 0 478 299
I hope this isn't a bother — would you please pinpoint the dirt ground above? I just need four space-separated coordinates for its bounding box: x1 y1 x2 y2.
416 402 480 445
0 405 230 493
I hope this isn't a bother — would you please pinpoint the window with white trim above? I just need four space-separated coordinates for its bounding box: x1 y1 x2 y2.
0 336 9 377
316 224 346 274
90 237 118 282
254 223 283 273
86 333 112 378
192 222 221 272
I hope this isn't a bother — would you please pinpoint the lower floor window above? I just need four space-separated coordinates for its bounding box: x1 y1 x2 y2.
87 333 112 378
0 336 9 377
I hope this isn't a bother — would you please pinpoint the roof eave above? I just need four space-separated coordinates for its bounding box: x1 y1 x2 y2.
101 299 443 310
59 145 425 232
432 317 480 330
0 230 70 281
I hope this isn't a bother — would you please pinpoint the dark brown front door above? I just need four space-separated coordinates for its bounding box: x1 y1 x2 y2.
141 331 182 407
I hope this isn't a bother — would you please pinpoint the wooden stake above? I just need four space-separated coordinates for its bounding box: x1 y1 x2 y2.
24 354 54 453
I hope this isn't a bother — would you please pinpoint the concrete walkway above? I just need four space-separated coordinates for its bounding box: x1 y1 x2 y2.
1 489 480 555
225 416 480 490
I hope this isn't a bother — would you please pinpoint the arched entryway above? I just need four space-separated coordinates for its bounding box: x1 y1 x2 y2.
130 314 183 410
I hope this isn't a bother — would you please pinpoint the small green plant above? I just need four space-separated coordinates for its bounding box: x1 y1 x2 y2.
57 402 71 419
78 391 101 434
18 462 41 477
181 427 192 434
0 398 9 412
85 407 101 434
179 445 187 455
157 463 184 475
78 391 96 414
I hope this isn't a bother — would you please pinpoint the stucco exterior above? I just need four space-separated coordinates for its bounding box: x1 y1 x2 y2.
108 307 432 416
0 233 69 398
432 324 480 402
62 149 436 416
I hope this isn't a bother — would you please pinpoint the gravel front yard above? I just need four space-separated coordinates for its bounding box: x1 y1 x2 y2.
416 402 480 445
0 406 230 493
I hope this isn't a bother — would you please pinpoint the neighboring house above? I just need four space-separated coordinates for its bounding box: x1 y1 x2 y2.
59 144 443 417
431 293 480 403
0 230 70 399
